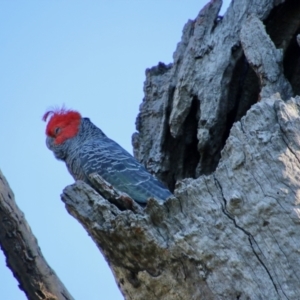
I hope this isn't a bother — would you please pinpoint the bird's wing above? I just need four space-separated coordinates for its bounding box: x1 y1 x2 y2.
79 138 171 204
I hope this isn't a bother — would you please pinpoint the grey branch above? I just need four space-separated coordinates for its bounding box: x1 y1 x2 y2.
0 170 74 300
88 173 143 213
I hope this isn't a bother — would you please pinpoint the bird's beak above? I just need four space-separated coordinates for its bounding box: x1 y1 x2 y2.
45 136 54 150
45 136 67 161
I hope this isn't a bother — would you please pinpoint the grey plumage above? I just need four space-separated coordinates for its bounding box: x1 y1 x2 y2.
46 116 172 205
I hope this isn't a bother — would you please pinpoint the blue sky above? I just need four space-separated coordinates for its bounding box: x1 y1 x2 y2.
0 1 230 299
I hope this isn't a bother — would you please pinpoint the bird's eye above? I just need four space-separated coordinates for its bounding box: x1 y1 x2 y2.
54 127 61 136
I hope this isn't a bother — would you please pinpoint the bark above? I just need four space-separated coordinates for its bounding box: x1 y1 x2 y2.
61 0 300 299
0 170 74 300
62 95 300 299
4 0 300 299
132 0 300 189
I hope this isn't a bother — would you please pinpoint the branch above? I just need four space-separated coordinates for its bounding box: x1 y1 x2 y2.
0 170 74 300
88 173 143 213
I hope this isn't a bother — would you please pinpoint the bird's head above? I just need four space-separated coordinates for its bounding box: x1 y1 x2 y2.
43 108 82 160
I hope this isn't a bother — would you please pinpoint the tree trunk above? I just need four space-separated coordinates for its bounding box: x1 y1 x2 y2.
63 94 300 300
4 0 300 299
61 0 300 299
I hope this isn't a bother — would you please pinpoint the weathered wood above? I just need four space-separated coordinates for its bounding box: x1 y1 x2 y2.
0 170 74 300
62 95 300 299
4 0 300 299
89 173 143 212
132 0 300 190
61 1 300 299
240 15 293 99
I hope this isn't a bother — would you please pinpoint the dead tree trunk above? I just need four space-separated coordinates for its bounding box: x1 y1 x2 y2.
63 94 300 300
62 0 300 299
4 0 300 299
